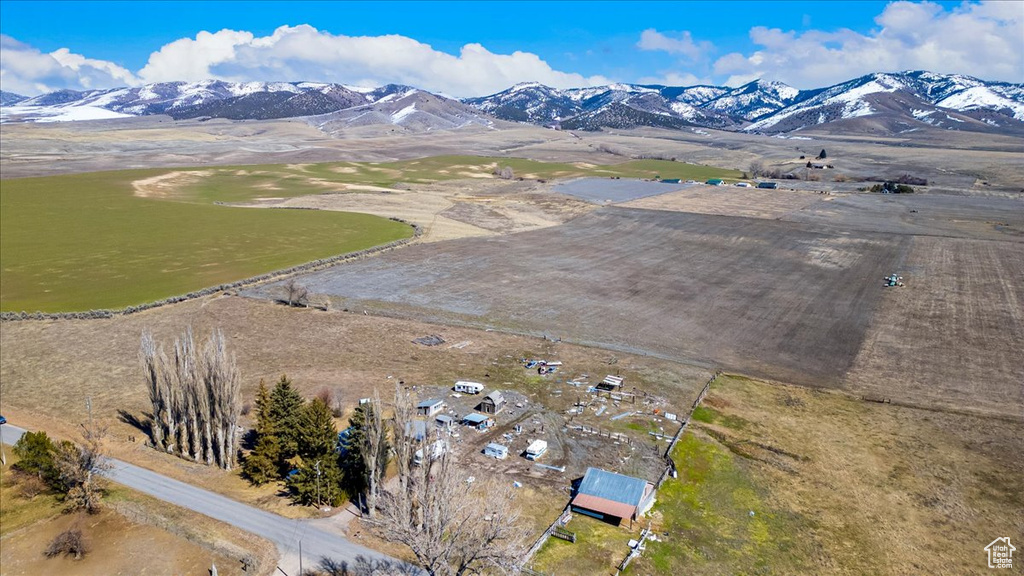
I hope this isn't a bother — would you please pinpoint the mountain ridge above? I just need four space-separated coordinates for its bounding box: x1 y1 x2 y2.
3 71 1022 136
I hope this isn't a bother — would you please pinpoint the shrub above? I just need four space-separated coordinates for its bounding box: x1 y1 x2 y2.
45 529 87 560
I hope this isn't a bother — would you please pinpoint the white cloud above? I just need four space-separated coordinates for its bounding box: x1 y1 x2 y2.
137 25 608 97
637 29 713 62
0 35 138 95
714 0 1024 88
636 71 715 87
2 26 608 97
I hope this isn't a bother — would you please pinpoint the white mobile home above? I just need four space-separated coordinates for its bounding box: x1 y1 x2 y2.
484 442 509 460
454 381 485 394
525 439 548 460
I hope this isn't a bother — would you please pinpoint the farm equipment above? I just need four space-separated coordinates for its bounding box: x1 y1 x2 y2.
884 274 904 287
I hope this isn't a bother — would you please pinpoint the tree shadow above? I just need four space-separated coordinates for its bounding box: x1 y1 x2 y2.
117 409 153 444
317 556 420 576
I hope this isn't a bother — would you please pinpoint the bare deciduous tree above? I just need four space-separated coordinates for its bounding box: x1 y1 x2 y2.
139 327 241 470
373 449 528 576
284 279 309 307
55 422 109 514
362 389 387 519
373 389 527 576
749 159 766 178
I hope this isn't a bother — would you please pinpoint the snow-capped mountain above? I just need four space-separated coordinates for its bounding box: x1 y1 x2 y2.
744 71 1024 133
2 71 1021 136
465 82 739 129
0 90 27 106
702 79 810 121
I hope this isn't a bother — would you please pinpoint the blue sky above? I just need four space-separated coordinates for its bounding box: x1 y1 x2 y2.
1 1 1020 96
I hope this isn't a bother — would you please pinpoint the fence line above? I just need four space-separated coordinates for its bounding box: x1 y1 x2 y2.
522 506 573 564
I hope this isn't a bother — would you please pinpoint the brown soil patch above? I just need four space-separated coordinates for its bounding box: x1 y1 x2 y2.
0 509 240 576
131 170 212 199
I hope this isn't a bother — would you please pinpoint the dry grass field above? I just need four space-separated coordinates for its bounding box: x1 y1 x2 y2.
248 207 905 388
628 375 1024 575
0 456 274 576
2 116 1022 574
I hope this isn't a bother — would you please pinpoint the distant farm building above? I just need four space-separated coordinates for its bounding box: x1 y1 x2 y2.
484 442 509 459
571 467 656 527
757 181 779 189
525 439 548 461
706 178 725 186
477 391 506 415
454 381 484 394
417 398 445 417
462 413 495 430
435 414 455 430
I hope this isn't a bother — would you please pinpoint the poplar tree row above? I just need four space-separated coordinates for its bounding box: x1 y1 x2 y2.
139 327 241 470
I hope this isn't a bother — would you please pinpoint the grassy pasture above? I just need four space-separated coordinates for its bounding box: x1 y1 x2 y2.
1 156 738 313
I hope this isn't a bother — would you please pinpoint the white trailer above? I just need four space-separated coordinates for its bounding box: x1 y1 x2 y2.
454 381 485 394
525 439 548 461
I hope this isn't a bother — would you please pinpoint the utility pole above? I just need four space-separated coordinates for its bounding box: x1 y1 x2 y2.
314 460 322 508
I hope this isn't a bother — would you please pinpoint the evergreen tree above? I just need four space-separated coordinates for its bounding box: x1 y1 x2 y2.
286 457 344 507
12 431 58 486
297 398 338 460
253 379 271 433
268 374 305 473
286 398 343 506
818 148 827 159
243 433 281 485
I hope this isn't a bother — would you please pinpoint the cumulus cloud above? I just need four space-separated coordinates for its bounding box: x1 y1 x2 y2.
714 0 1024 88
637 29 713 62
2 26 608 97
0 35 138 95
137 25 608 96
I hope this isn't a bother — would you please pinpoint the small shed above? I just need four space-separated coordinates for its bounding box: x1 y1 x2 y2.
462 413 494 430
477 391 506 415
484 443 509 460
571 467 655 527
454 381 484 394
599 375 624 390
706 178 725 186
525 440 548 461
435 414 455 430
417 398 445 417
757 181 778 189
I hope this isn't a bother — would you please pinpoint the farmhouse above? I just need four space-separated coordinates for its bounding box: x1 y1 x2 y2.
477 391 506 414
454 380 484 394
525 439 548 460
462 412 495 430
417 398 445 417
571 467 656 527
484 442 509 459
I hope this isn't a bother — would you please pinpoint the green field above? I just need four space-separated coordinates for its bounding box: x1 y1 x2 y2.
1 156 739 313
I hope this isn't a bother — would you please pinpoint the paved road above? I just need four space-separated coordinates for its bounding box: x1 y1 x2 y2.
1 424 396 574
